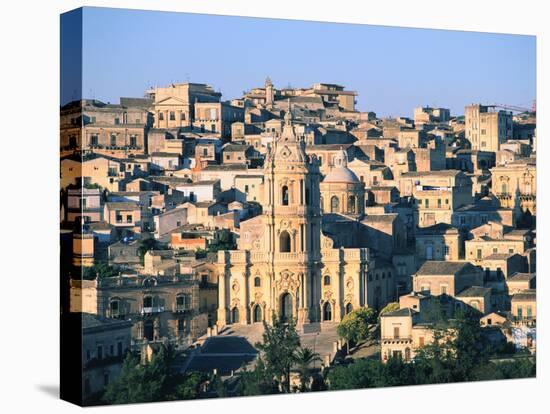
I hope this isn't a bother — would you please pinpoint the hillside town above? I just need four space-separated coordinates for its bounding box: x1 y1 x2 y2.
61 79 536 402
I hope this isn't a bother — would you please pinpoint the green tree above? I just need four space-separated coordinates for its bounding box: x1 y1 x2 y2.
103 344 204 404
294 347 321 392
256 314 301 393
212 374 228 398
378 302 400 316
327 359 376 390
337 307 377 351
176 372 208 400
138 238 157 264
207 229 236 252
379 302 400 316
238 357 279 396
103 353 148 404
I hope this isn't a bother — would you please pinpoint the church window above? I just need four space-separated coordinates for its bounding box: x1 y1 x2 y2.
109 299 120 318
279 231 291 253
323 302 332 321
281 185 289 206
254 276 261 287
348 195 356 214
331 196 340 213
323 275 331 286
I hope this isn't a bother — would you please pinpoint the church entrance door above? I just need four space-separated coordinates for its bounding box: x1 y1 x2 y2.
280 293 293 322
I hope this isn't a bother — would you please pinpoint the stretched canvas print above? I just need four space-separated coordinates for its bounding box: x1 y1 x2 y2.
60 6 537 407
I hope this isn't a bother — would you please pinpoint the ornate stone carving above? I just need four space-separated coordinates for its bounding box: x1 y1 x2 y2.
254 291 263 304
344 293 354 304
280 146 292 159
252 239 261 250
321 234 334 249
275 270 300 292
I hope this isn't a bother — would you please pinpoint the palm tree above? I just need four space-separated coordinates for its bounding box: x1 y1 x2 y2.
294 347 321 392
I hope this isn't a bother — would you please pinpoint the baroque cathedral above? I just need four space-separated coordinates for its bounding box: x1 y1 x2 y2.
216 109 398 327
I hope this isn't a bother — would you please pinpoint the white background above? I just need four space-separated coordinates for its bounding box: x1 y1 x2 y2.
0 0 548 412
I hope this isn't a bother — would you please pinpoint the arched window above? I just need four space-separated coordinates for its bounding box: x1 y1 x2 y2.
305 188 310 206
280 293 293 321
143 320 154 341
254 276 261 287
281 185 289 206
143 295 153 309
279 231 291 253
231 307 240 324
109 299 121 318
345 303 353 315
348 195 356 214
501 182 508 195
323 302 332 321
176 294 191 312
524 180 532 195
253 305 262 323
323 275 331 286
331 196 340 213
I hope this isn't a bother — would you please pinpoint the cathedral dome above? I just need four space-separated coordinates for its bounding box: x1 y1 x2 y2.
323 167 360 183
322 147 360 183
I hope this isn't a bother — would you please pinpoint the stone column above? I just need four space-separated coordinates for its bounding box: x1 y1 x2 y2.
217 269 227 327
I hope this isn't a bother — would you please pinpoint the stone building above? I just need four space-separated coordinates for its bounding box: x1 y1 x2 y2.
216 112 391 327
465 104 513 152
60 99 151 159
147 82 222 129
398 170 473 228
79 313 132 401
194 102 245 138
413 261 484 297
413 106 451 125
415 223 462 263
320 148 365 218
70 273 209 346
491 157 536 215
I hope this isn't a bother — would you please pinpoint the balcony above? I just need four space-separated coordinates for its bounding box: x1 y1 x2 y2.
140 306 164 315
381 336 413 345
274 252 309 263
172 304 192 313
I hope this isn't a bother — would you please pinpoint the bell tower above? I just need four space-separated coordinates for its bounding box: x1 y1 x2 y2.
262 104 322 324
265 76 274 107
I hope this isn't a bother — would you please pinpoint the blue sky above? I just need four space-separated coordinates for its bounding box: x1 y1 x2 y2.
70 7 536 117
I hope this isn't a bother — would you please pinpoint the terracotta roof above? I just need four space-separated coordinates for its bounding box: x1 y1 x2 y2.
457 286 491 297
416 261 477 276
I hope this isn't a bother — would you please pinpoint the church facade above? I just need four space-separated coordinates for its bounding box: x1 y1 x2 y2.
216 110 395 327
